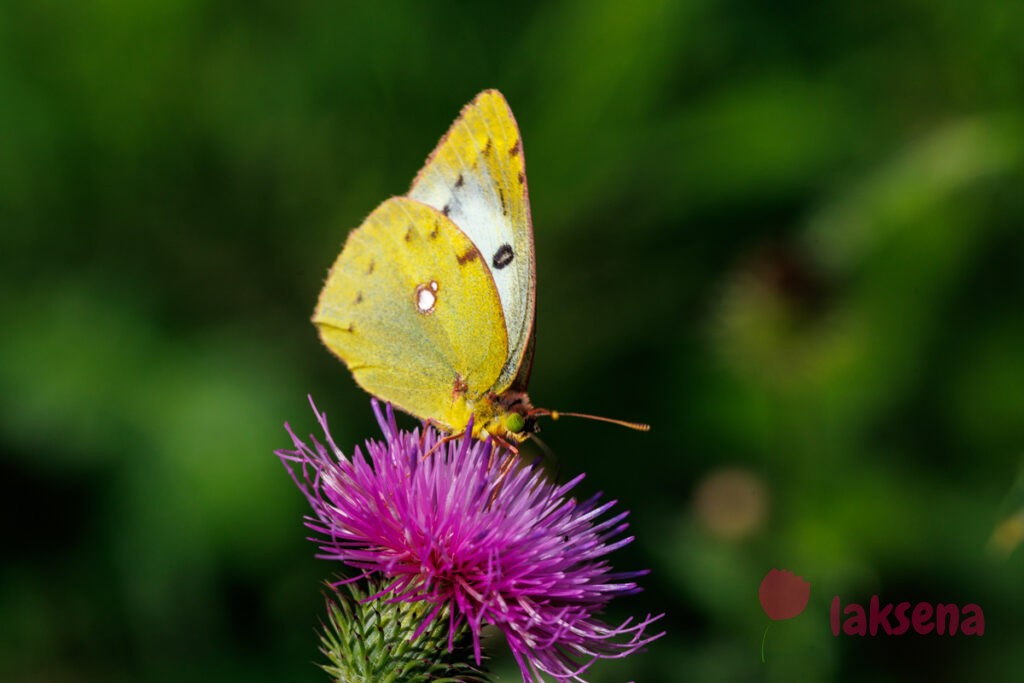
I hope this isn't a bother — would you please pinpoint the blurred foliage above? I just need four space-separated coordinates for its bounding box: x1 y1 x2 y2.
2 1 1023 681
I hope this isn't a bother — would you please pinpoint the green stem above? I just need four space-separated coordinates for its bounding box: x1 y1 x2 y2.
761 623 771 663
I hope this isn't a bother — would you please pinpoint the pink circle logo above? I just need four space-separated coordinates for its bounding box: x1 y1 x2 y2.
759 568 810 662
759 568 810 620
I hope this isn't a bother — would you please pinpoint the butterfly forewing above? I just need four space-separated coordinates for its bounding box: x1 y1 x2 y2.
408 90 536 395
314 197 508 430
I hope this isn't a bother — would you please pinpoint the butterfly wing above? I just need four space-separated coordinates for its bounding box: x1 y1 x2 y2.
408 89 536 395
314 196 508 429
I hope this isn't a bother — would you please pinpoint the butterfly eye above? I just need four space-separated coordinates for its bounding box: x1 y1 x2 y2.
505 413 526 434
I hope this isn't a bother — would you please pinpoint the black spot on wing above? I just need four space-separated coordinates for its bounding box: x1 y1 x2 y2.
442 203 451 217
497 187 507 216
367 260 375 275
509 139 521 157
455 173 464 188
354 291 363 304
483 138 493 157
517 171 525 185
492 244 514 270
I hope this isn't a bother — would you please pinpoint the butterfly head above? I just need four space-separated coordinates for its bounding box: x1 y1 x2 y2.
471 389 539 444
471 391 651 446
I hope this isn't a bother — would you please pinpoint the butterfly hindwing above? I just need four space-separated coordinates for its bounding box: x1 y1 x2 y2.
408 89 536 395
314 196 508 430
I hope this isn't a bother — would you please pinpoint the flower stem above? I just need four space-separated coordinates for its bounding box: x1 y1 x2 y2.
761 624 771 663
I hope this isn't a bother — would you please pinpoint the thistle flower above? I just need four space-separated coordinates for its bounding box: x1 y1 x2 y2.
277 399 664 682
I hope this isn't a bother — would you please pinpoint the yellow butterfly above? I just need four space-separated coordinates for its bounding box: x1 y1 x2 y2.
314 90 646 447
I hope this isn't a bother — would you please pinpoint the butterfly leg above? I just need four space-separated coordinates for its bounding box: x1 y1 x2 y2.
418 418 441 449
482 432 519 471
485 452 521 511
483 435 521 511
420 431 464 461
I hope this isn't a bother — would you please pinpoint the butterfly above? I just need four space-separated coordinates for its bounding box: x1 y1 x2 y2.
313 90 647 448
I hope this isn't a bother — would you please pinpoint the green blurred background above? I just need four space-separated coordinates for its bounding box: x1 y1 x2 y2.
2 1 1023 681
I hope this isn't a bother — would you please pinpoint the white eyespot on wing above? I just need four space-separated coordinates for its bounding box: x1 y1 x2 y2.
414 280 439 314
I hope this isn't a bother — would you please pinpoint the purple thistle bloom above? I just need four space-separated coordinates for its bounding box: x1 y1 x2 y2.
277 398 664 683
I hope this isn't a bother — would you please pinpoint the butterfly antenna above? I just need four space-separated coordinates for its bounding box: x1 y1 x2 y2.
531 409 650 432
